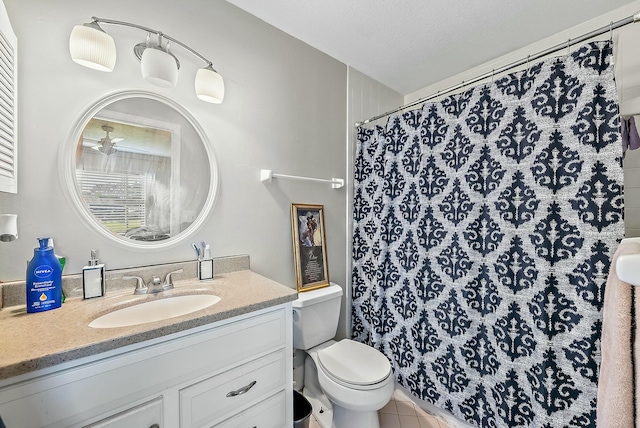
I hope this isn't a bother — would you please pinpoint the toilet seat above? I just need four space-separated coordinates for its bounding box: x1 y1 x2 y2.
317 339 391 391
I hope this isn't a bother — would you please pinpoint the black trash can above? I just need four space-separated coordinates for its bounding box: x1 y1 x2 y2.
293 390 312 428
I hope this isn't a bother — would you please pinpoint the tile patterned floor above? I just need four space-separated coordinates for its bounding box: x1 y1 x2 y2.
308 388 450 428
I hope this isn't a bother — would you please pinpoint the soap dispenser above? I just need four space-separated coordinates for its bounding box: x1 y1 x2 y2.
83 250 105 299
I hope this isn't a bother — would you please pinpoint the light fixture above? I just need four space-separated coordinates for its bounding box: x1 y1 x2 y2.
139 35 179 88
69 17 225 104
195 65 224 104
69 21 116 72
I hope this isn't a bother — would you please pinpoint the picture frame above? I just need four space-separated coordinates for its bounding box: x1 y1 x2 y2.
291 203 330 292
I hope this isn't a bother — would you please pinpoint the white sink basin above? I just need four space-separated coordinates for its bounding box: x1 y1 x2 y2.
89 294 221 329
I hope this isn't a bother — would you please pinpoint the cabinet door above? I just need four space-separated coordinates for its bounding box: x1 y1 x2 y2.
212 391 287 428
84 396 163 428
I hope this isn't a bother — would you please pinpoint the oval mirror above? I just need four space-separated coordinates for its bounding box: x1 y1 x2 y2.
60 90 218 249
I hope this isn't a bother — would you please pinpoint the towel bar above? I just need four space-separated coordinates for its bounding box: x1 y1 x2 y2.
260 169 344 189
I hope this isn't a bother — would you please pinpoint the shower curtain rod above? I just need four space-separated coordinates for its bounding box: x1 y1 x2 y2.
355 11 640 128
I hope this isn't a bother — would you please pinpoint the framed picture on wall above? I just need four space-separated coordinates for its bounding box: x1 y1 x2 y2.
291 203 330 292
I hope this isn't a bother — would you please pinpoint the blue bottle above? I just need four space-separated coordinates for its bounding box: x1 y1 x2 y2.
26 238 62 313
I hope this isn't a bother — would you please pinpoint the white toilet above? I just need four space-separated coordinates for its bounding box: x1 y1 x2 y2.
292 283 394 428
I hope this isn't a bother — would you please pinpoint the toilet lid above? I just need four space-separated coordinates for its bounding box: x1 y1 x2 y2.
317 339 391 386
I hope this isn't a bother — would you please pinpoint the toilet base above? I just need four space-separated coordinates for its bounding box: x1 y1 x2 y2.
303 387 382 428
302 388 333 428
333 404 380 428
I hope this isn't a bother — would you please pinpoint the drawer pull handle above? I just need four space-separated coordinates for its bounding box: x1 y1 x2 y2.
149 425 159 428
226 380 257 397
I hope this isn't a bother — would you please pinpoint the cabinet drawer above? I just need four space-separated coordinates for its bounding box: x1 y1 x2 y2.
180 350 286 427
213 391 287 428
85 396 163 428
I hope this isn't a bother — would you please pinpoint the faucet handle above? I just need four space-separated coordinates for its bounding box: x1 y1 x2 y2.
123 276 147 295
164 269 184 287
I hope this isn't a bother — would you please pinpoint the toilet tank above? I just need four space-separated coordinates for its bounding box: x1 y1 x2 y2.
292 283 343 350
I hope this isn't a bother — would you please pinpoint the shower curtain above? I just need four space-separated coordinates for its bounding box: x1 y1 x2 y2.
352 41 624 427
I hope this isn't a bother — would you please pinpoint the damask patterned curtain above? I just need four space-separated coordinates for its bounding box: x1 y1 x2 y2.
352 41 624 427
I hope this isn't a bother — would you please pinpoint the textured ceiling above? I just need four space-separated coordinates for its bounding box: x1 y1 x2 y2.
227 0 637 95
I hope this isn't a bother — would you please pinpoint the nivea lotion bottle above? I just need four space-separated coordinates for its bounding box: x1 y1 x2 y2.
26 238 62 313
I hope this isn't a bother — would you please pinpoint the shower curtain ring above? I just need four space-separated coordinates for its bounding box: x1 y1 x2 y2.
526 55 530 71
567 38 571 56
609 21 614 41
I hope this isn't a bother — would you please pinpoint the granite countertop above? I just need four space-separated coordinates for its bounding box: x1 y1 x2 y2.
0 270 297 382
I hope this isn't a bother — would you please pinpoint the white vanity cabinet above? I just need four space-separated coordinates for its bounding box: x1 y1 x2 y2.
0 304 293 428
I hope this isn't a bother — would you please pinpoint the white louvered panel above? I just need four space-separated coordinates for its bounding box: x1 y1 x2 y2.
0 7 16 194
0 125 12 176
0 25 14 67
0 60 13 90
0 138 11 156
0 123 15 144
0 93 13 125
0 158 12 178
0 147 11 162
0 121 12 150
0 31 13 110
0 82 11 112
0 68 12 101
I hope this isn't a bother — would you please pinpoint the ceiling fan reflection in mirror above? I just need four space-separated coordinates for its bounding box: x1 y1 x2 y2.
93 124 123 156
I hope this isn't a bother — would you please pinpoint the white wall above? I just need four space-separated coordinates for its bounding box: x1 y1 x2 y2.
616 10 640 238
0 0 348 292
624 150 640 236
343 67 402 338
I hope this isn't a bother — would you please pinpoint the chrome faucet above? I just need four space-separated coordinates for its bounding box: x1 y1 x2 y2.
123 269 184 295
123 275 148 295
164 269 183 289
146 276 164 294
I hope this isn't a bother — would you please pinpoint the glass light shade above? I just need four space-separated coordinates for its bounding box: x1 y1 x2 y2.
69 23 116 72
195 67 225 104
141 47 179 88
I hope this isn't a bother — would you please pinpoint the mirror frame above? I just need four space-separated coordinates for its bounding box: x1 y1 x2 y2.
59 90 219 250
